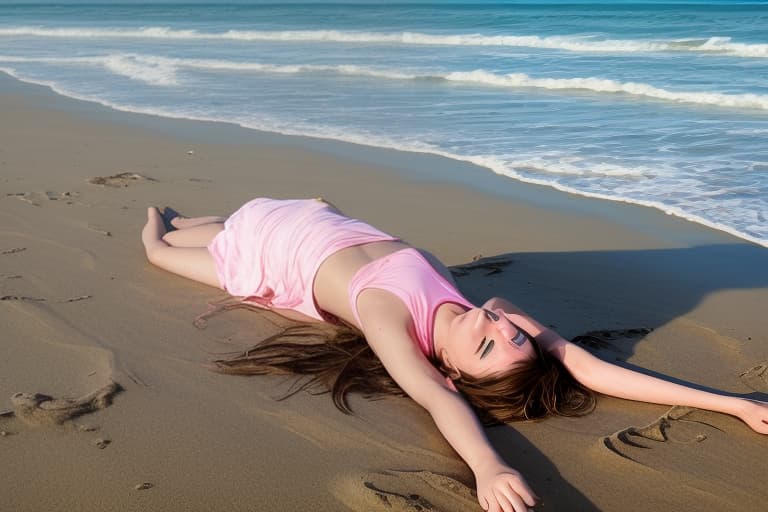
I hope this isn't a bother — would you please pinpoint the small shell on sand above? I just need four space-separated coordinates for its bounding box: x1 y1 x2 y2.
134 483 154 491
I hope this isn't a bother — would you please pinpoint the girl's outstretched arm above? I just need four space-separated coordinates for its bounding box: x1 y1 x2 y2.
484 297 768 435
359 294 538 512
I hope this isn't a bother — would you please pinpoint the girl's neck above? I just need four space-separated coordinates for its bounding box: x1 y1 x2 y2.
432 302 469 359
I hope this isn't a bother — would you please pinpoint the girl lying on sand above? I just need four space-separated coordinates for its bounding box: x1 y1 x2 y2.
141 197 768 512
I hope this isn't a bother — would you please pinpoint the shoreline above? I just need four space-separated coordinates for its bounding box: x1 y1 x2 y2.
2 71 767 512
1 70 762 249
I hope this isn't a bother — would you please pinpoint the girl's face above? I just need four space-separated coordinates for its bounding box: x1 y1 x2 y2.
441 307 536 378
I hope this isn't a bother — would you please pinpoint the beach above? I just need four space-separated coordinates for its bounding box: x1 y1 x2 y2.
1 71 767 511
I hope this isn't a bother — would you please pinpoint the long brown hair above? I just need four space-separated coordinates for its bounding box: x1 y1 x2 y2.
201 301 405 414
446 333 596 425
203 301 595 425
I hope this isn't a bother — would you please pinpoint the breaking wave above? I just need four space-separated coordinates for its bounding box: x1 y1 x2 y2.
2 53 766 111
1 26 767 58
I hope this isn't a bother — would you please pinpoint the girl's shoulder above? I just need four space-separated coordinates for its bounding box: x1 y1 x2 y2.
415 248 459 288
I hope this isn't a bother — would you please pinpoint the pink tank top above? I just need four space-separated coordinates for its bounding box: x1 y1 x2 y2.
348 248 474 360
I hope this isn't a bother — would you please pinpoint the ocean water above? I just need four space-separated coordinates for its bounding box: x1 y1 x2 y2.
1 1 767 246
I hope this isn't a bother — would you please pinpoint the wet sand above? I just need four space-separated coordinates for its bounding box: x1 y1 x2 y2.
1 72 767 511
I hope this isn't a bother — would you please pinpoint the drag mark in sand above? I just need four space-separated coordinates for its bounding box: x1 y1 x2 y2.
88 172 156 188
450 255 513 278
363 480 435 511
598 404 768 505
1 295 92 302
571 328 652 353
1 247 26 255
601 406 721 463
740 362 768 392
333 470 476 512
5 192 39 206
59 295 93 303
1 295 45 302
5 191 79 206
7 381 122 426
86 224 112 237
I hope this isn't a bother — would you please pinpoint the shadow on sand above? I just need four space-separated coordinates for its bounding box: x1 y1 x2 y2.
449 242 768 510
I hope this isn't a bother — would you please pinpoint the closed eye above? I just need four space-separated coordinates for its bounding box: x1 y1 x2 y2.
480 339 495 359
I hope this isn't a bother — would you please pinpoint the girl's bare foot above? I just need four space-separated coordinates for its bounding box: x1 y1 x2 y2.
142 207 169 257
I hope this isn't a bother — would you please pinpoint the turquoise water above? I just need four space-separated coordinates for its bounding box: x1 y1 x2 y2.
1 1 767 246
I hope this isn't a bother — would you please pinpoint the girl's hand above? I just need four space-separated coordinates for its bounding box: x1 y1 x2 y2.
735 398 768 434
474 460 539 512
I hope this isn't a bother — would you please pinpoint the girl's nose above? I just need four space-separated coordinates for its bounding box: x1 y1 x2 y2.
491 309 517 341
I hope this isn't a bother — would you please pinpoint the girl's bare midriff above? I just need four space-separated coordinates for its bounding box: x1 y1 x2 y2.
313 239 412 325
313 240 459 327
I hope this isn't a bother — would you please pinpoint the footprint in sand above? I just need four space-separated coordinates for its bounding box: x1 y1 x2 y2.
739 362 768 392
88 172 156 188
333 470 476 512
5 191 79 206
6 381 122 427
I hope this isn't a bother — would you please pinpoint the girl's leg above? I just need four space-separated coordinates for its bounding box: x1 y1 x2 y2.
159 208 226 247
142 208 222 288
162 223 224 248
170 215 226 230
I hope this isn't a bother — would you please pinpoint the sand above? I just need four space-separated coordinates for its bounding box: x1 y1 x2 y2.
1 72 767 511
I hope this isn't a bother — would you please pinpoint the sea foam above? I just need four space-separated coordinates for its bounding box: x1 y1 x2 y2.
3 53 765 111
2 65 765 248
1 26 767 58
